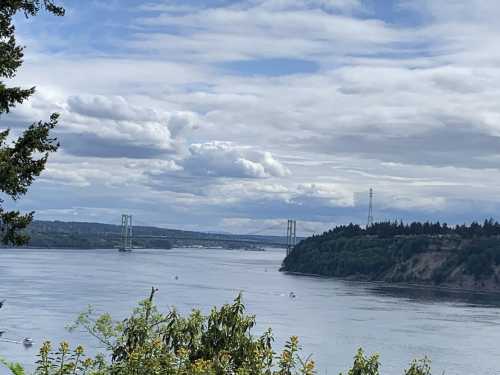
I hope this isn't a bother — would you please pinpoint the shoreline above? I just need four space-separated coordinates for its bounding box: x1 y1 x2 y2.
281 270 500 296
0 245 270 251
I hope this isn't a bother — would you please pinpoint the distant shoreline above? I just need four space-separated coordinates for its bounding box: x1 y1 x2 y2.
21 220 285 251
1 246 266 251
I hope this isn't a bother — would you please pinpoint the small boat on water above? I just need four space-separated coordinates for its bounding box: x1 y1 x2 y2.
23 338 33 347
289 292 296 299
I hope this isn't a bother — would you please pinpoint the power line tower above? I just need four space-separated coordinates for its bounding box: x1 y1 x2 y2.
120 214 133 252
367 188 374 228
286 219 297 256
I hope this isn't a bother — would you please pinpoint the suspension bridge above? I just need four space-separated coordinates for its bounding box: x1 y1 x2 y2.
117 215 315 254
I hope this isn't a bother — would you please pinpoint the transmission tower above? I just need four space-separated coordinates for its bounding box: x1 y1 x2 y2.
367 188 374 228
120 214 133 252
286 219 297 256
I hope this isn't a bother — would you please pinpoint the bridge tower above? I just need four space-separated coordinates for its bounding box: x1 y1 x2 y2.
367 188 374 228
120 214 133 252
286 219 297 256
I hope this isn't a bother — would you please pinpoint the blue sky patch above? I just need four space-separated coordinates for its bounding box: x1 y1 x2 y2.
220 58 319 77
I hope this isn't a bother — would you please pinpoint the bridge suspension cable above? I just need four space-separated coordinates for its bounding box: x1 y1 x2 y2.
241 223 285 236
118 215 306 252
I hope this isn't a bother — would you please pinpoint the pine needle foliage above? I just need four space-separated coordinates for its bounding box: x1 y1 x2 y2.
0 0 63 245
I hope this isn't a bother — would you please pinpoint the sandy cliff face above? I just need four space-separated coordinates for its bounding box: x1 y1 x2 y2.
380 250 500 291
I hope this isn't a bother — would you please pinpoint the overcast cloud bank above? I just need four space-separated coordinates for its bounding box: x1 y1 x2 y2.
5 0 500 234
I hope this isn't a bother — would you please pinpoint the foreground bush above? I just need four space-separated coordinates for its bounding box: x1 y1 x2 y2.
29 288 315 375
1 288 433 374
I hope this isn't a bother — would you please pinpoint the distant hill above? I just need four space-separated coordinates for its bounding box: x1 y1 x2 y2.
281 220 500 291
13 220 287 250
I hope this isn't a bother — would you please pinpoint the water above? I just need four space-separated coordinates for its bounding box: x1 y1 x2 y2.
1 247 500 374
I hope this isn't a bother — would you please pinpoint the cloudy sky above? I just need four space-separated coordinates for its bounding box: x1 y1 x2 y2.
5 0 500 235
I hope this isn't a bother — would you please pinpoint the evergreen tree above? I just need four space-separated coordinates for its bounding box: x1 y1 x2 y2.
0 0 64 245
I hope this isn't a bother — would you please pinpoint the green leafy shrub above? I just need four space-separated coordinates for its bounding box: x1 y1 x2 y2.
26 288 315 375
342 348 380 375
0 357 26 375
404 358 432 375
34 342 105 375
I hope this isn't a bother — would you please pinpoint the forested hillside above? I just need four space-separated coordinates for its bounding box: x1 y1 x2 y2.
282 220 500 291
7 220 285 250
22 221 173 249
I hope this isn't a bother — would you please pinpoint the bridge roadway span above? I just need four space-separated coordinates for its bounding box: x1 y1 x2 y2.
104 232 287 247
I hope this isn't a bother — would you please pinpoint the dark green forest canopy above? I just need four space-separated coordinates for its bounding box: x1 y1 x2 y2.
0 0 63 245
314 219 500 239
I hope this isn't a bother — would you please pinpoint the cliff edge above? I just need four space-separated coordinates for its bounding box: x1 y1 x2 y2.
281 233 500 291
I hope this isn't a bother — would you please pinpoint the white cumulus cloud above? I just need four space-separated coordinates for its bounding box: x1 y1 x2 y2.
181 141 290 178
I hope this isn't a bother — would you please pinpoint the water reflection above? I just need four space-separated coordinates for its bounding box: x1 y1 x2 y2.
368 283 500 307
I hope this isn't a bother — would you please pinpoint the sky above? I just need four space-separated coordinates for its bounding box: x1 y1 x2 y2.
4 0 500 235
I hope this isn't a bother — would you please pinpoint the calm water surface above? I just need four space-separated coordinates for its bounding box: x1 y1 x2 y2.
1 247 500 374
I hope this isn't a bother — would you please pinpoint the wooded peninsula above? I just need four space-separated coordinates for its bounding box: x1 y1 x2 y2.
282 220 500 291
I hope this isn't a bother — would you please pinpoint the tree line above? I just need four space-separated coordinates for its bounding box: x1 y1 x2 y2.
318 219 500 239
